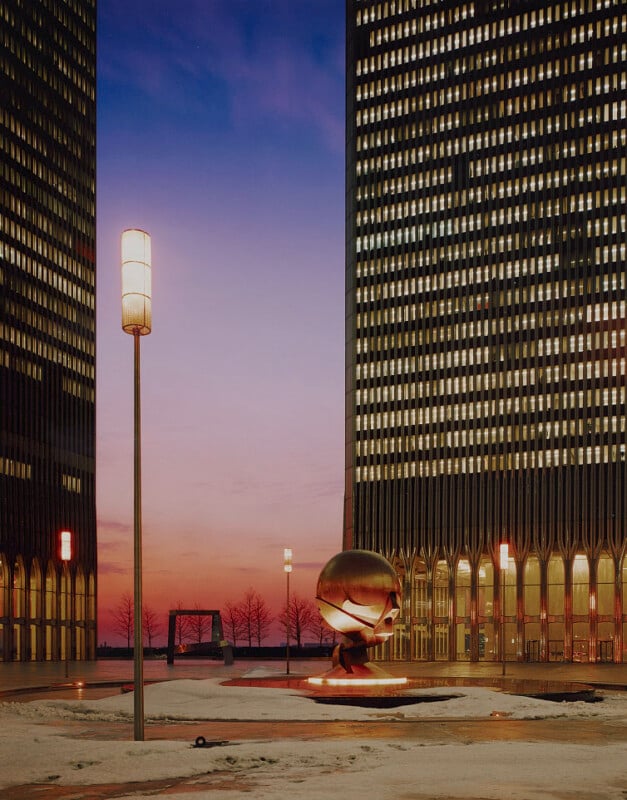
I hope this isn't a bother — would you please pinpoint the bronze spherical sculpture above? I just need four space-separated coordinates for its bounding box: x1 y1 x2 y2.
315 550 401 676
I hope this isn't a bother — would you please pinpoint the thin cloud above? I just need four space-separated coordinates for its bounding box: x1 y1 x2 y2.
99 0 344 153
307 478 344 500
97 562 129 576
295 561 326 571
97 518 131 536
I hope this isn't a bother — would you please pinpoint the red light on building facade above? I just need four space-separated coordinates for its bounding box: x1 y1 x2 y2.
60 530 72 561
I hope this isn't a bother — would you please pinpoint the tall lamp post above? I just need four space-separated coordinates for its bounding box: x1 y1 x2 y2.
500 542 509 676
60 530 72 679
121 229 152 741
284 548 292 675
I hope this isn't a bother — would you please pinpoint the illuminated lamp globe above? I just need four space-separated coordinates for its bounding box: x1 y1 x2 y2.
121 229 152 335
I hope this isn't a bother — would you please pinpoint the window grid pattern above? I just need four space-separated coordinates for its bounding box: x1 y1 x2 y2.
0 0 96 662
345 0 627 663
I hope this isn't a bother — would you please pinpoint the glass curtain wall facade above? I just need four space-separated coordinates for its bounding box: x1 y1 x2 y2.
0 0 96 661
345 0 627 663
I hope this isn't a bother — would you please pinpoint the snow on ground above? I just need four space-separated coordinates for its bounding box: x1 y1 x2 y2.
6 675 627 723
1 677 626 799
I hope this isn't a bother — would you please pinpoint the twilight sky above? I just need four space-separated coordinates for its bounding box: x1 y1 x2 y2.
96 0 345 645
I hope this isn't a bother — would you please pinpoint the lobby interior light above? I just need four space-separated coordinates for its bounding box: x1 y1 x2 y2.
121 229 152 335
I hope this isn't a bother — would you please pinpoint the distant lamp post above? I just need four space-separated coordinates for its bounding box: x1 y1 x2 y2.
121 228 152 742
60 531 72 679
284 548 293 675
500 542 509 677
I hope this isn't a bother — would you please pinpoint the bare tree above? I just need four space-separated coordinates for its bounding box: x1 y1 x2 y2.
143 605 163 649
223 600 245 647
307 610 337 647
237 589 273 647
188 603 213 644
251 592 273 646
111 592 133 648
173 601 193 646
281 595 317 649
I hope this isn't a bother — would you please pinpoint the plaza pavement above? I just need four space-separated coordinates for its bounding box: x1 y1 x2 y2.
1 656 627 697
2 657 627 799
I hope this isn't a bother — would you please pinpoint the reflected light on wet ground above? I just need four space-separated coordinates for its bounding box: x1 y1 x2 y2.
223 674 598 703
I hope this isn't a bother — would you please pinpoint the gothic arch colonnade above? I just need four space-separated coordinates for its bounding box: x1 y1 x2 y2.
384 549 626 663
0 551 96 662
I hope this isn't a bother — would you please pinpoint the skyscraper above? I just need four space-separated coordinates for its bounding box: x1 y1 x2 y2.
0 0 96 661
345 0 626 663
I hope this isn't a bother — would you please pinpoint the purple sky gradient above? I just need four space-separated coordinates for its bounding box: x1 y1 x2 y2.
96 1 345 644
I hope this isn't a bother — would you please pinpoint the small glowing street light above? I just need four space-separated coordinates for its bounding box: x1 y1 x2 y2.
500 542 509 676
284 548 292 675
60 530 72 563
121 228 152 742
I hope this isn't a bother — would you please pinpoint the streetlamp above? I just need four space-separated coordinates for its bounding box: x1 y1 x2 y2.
500 542 509 676
284 548 292 675
121 229 152 741
60 530 72 679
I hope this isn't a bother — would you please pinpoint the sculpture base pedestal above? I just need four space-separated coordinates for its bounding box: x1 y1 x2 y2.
307 662 407 688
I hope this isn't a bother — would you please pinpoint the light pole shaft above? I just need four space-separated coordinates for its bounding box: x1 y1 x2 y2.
501 569 506 677
286 570 290 675
133 332 144 740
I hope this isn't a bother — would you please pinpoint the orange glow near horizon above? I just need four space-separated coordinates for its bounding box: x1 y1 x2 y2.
96 529 330 647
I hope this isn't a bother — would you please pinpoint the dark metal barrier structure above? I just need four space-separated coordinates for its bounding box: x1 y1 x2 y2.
166 609 227 665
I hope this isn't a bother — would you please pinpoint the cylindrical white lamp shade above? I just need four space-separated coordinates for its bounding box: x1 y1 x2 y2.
121 229 152 335
284 548 293 573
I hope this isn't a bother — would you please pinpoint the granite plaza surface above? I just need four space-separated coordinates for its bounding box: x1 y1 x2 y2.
1 657 627 696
